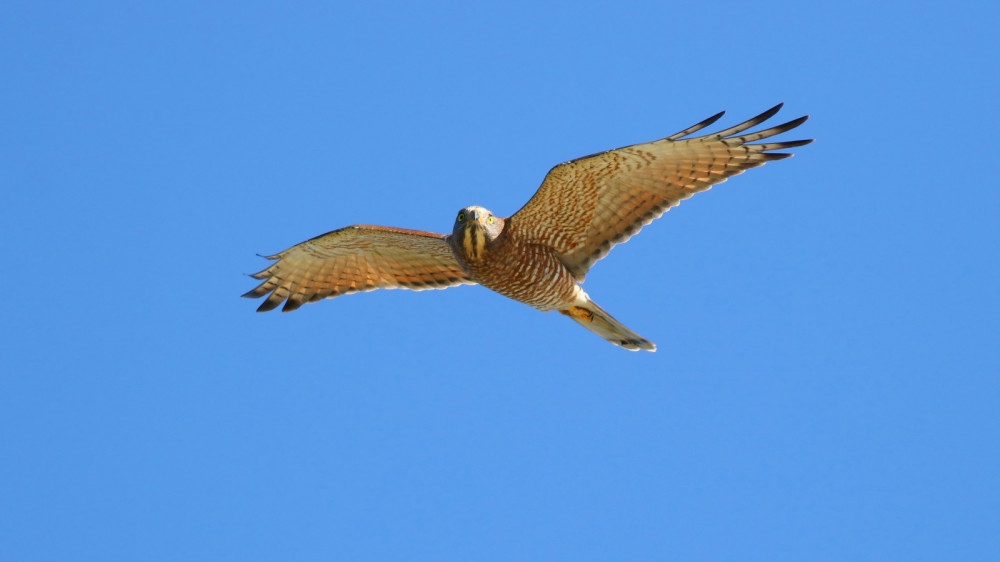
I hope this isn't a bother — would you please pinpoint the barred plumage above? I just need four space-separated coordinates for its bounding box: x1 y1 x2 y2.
244 104 812 350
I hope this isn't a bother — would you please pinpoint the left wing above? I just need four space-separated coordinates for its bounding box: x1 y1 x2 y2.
243 225 475 312
508 104 812 281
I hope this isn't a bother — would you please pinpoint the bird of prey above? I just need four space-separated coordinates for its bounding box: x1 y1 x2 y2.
244 104 811 351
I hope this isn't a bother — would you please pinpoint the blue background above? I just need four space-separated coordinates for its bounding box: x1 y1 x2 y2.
3 1 997 560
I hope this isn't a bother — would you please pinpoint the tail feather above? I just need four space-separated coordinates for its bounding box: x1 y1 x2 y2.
559 300 656 352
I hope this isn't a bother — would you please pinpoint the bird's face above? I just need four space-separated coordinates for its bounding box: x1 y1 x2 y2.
453 205 504 260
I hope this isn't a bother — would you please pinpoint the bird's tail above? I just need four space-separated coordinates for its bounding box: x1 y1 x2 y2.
559 299 656 352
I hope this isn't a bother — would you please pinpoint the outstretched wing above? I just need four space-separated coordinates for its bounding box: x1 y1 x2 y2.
243 225 475 312
508 103 812 281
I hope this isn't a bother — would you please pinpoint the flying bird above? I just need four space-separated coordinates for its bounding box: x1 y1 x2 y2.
244 104 812 351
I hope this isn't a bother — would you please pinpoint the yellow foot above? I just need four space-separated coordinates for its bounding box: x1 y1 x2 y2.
560 306 594 323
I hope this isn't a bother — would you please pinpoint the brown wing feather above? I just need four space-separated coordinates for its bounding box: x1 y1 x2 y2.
508 103 812 281
243 225 475 312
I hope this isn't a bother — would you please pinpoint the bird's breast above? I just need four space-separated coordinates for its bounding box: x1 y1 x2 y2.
455 225 490 265
455 234 579 311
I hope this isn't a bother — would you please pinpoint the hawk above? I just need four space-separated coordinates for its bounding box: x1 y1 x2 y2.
244 104 812 351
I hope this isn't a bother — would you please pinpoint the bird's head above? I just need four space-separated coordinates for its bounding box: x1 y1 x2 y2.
452 205 504 260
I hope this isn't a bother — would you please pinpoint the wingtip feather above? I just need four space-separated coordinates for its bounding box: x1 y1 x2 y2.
256 298 281 312
752 103 784 124
761 152 795 160
666 109 726 140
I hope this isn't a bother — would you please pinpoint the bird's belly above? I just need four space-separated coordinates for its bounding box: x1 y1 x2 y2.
466 246 579 311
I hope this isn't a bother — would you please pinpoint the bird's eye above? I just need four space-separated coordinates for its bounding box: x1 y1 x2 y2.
457 212 465 222
488 215 494 224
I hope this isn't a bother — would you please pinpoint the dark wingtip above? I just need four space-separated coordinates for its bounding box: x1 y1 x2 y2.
666 109 727 140
256 298 281 312
706 109 726 123
783 139 814 148
755 103 784 123
757 152 795 160
779 115 809 131
761 152 795 160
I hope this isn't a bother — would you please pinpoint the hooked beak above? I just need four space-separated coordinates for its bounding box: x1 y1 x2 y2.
470 209 481 221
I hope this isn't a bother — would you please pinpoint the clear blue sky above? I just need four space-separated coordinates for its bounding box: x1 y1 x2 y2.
2 1 997 560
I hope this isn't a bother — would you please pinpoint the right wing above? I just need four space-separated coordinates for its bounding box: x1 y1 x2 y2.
508 104 812 281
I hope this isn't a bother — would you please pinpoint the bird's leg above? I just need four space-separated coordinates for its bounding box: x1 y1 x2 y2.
560 306 594 323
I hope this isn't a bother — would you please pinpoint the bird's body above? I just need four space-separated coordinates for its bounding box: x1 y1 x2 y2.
244 104 812 351
450 208 579 311
447 205 653 349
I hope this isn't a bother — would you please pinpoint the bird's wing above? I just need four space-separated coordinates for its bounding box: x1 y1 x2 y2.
243 225 475 312
508 104 812 281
